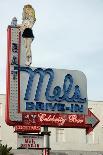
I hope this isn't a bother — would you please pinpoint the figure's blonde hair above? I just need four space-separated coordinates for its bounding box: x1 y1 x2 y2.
22 4 36 24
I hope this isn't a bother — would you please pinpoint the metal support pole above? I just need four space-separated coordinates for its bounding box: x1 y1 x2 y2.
42 127 51 155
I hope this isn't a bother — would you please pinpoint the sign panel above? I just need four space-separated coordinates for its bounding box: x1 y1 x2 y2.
17 134 44 149
20 67 87 114
22 110 99 135
22 112 85 127
14 125 41 133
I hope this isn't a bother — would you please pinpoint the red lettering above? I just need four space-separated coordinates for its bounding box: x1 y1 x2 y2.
37 144 39 148
31 138 35 143
28 144 31 147
31 144 33 147
25 138 29 143
21 144 27 148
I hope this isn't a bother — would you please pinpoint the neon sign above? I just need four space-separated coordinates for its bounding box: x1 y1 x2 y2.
25 102 83 113
6 6 99 132
22 112 85 127
14 66 87 114
15 67 86 103
6 23 88 126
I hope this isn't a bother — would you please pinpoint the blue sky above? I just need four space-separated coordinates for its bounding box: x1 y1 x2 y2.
0 0 103 101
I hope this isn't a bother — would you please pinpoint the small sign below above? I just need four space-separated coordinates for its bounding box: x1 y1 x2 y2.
14 125 41 133
17 134 44 149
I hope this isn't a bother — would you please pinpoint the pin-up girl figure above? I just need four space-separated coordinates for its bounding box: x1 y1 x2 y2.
21 4 36 66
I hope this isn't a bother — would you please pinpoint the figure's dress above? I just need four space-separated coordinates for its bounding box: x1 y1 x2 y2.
22 28 34 39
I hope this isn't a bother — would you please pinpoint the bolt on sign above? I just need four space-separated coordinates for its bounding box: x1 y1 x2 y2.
17 134 44 149
6 5 99 132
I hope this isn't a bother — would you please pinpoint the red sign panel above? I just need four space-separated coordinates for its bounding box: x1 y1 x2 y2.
22 112 85 127
22 110 100 134
14 125 41 133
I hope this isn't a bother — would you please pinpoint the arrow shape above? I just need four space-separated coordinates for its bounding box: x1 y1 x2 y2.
85 109 100 134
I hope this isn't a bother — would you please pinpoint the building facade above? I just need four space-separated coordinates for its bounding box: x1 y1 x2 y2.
0 94 103 154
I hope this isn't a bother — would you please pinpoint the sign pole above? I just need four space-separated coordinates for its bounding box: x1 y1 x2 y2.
42 127 51 155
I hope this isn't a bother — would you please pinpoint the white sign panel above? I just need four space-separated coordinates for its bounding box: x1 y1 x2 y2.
17 134 44 149
19 67 87 114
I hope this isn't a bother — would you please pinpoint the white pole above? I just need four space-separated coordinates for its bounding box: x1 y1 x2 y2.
42 127 51 155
